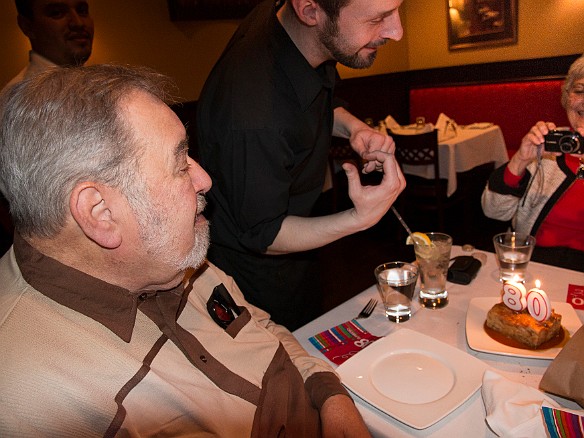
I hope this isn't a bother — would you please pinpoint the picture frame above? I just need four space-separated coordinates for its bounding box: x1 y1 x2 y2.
447 0 517 51
167 0 262 21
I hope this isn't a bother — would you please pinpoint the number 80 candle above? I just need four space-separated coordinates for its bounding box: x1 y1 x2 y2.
502 279 527 311
527 280 551 322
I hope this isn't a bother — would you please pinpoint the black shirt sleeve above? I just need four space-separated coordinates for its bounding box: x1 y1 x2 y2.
487 162 532 198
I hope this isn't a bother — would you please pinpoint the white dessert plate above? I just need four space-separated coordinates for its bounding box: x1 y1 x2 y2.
336 328 489 429
466 297 582 359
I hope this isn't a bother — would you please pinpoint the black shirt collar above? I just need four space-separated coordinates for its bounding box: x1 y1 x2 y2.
268 2 337 111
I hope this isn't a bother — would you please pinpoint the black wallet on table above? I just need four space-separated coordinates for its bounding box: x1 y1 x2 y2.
447 255 482 285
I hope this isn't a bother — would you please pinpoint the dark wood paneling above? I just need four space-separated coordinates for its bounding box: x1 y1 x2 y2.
406 54 580 88
334 71 410 125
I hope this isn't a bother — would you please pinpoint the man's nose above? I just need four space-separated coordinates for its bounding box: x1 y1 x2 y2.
67 10 85 27
381 15 403 42
187 157 213 194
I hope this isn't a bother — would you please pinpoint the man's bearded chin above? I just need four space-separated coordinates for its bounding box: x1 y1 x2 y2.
178 219 210 271
176 195 210 271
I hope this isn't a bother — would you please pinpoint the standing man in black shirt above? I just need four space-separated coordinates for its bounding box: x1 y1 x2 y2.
197 0 406 330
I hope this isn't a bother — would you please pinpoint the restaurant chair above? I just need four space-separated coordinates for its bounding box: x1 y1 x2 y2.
390 129 470 236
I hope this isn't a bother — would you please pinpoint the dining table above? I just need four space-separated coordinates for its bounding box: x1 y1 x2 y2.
293 245 584 437
399 124 509 197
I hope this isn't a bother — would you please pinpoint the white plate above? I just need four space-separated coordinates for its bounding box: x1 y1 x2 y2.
466 297 583 359
336 328 489 429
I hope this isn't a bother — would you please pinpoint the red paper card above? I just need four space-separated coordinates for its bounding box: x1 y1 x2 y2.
567 284 584 310
308 319 381 365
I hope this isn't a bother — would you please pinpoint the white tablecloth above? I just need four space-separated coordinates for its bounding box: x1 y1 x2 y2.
401 125 509 196
293 246 584 437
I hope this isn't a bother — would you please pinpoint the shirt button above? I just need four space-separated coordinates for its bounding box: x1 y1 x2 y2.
138 293 148 301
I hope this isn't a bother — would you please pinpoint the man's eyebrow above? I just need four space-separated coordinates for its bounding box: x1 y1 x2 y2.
174 138 190 160
378 7 398 19
43 2 68 9
170 138 189 169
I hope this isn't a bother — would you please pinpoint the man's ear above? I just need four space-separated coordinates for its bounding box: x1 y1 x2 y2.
17 15 35 40
69 183 122 249
289 0 319 26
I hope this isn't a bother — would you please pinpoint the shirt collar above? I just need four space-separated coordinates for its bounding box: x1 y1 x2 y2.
269 4 337 111
13 233 182 342
29 50 58 70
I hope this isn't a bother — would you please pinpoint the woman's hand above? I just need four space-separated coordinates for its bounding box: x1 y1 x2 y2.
508 121 556 176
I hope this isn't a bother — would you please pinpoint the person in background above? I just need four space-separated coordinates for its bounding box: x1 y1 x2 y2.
0 65 369 437
481 55 584 271
0 0 94 254
1 0 94 92
197 0 406 330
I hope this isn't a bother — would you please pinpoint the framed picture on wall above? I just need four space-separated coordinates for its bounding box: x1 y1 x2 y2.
447 0 517 51
167 0 262 21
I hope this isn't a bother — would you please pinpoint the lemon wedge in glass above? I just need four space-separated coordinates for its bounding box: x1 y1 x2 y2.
405 232 433 246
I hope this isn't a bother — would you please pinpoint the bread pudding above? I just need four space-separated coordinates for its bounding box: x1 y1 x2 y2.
485 302 562 349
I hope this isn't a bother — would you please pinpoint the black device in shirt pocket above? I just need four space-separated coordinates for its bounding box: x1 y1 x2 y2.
207 283 241 329
447 256 482 285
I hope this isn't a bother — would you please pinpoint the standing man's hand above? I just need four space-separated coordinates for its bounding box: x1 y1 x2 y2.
350 126 396 174
332 107 396 174
344 149 405 231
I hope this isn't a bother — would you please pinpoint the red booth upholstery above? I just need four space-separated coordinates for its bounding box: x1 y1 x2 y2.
409 79 569 157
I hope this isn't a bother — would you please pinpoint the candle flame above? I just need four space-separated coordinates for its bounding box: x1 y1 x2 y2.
535 279 541 288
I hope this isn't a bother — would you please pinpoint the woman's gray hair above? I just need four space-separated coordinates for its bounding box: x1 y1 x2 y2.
562 55 584 108
0 64 176 238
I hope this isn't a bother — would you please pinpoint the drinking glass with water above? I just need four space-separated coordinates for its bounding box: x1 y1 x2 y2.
492 232 536 283
375 262 419 323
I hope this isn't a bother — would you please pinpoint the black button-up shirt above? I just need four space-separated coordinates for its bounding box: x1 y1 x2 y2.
197 0 338 328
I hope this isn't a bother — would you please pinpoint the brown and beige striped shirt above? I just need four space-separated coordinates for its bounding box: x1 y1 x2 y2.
0 234 348 437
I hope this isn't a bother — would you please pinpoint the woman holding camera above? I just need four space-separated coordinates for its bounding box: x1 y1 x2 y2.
481 55 584 271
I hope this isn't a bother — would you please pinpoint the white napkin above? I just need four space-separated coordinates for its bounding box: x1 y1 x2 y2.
435 112 450 131
384 114 401 130
481 370 561 437
435 112 458 141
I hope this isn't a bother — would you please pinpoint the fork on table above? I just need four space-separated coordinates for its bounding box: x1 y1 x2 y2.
355 298 377 319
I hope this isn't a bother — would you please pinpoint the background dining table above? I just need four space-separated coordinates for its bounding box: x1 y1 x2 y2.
293 245 584 437
400 125 509 196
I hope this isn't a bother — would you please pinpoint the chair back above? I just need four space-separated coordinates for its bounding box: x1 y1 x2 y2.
388 128 476 238
389 128 450 232
390 129 439 173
